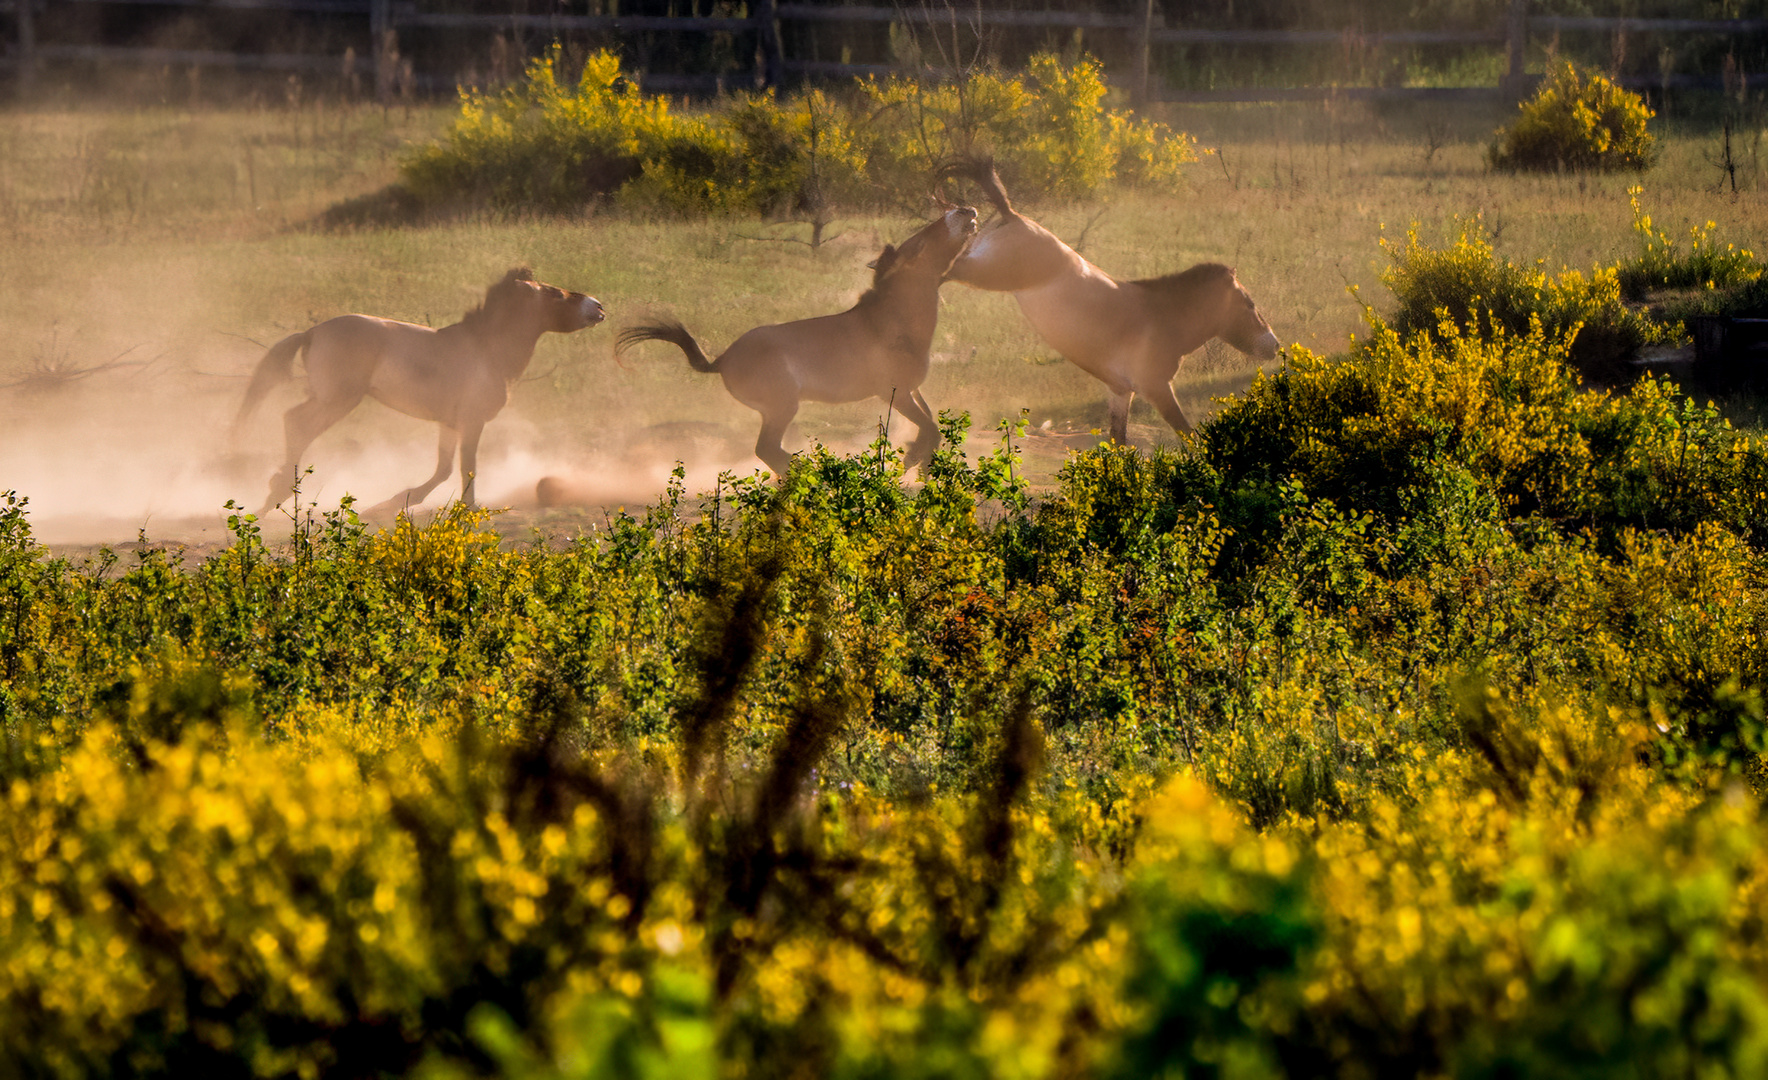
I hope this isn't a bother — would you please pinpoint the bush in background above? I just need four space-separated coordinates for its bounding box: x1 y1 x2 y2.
400 49 1197 218
402 49 671 214
1489 62 1657 173
857 53 1197 203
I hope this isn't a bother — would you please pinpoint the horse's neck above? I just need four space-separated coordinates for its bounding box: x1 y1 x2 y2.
449 318 544 380
865 272 943 343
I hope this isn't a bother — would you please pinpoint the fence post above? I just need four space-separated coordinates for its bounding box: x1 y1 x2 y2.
371 0 393 103
755 0 784 89
1135 0 1154 104
15 0 35 97
1502 0 1530 100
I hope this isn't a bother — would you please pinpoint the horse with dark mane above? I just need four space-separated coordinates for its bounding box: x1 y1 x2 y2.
943 161 1279 443
234 267 604 513
614 205 978 477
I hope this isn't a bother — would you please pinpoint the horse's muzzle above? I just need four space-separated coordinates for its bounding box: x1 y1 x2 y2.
580 297 607 326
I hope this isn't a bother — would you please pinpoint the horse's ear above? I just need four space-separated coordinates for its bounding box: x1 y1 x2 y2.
504 266 536 284
867 244 897 272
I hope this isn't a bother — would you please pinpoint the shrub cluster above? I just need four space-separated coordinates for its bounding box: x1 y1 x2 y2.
1378 217 1671 377
398 48 1196 218
1489 61 1657 173
1379 194 1768 376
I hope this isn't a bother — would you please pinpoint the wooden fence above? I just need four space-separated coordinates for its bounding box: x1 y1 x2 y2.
4 0 1767 103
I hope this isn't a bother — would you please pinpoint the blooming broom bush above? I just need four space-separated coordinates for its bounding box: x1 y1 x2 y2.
399 49 1196 217
1489 61 1657 173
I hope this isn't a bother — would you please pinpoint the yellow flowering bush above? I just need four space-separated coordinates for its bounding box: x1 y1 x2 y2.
857 54 1197 202
402 49 1196 216
1489 61 1657 173
1619 186 1763 300
1378 217 1670 375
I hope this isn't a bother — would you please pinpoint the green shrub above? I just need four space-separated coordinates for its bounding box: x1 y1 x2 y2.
401 49 670 213
1379 217 1669 375
1617 186 1763 300
10 268 1768 1073
1201 316 1768 544
1489 62 1657 173
857 54 1196 202
400 49 1197 217
1110 778 1315 1080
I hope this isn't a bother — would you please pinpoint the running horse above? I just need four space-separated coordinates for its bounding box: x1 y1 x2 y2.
943 161 1279 443
234 267 604 513
615 205 979 476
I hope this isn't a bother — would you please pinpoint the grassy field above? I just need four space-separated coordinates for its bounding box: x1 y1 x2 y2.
3 92 1763 549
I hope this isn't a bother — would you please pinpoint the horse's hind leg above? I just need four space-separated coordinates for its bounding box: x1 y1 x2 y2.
1142 380 1194 438
1106 389 1135 444
752 399 798 478
370 425 462 513
895 389 941 471
262 393 362 513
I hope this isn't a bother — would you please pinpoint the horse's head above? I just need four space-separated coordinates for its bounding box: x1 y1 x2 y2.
873 206 979 287
1219 272 1280 362
484 266 606 334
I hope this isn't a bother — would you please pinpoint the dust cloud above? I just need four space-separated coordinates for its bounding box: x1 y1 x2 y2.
0 362 772 556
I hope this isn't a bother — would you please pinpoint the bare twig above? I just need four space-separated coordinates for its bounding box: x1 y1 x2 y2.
1069 206 1109 255
216 329 269 350
2 343 157 391
1214 146 1238 191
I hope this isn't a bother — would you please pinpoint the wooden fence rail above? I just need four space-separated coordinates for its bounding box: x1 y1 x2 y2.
5 1 1766 103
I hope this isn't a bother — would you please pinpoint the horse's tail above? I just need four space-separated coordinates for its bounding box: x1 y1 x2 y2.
232 330 309 433
617 319 718 374
942 156 1015 219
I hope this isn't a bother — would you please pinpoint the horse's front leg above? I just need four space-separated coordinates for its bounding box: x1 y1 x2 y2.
370 424 460 514
1141 379 1194 438
457 421 486 508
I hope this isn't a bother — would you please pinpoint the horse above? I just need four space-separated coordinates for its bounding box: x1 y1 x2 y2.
614 205 979 477
233 267 604 514
942 162 1279 444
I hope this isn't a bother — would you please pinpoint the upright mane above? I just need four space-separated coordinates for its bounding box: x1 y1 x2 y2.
1128 262 1237 302
856 229 936 308
460 266 537 330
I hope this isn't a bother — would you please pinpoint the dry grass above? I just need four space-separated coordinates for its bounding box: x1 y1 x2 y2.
2 94 1764 548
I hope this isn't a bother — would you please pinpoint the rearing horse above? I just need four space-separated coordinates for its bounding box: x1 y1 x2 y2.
234 267 604 513
943 162 1279 443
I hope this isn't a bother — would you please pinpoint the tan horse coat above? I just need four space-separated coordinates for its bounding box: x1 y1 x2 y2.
235 267 604 512
944 164 1279 443
617 206 979 476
